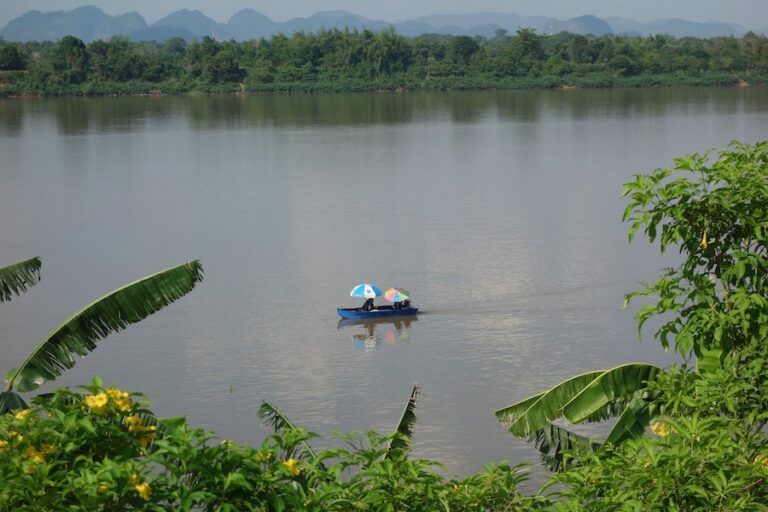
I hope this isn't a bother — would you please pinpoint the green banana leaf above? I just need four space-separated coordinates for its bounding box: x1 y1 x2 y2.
386 383 420 458
0 257 41 302
603 395 652 446
562 363 660 424
0 391 28 413
579 398 630 424
257 400 319 461
495 370 605 437
4 261 203 393
534 422 600 472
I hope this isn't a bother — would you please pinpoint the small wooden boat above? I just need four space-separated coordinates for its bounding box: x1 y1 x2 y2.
337 305 419 319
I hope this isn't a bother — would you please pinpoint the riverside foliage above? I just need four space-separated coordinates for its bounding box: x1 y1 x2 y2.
0 380 547 511
0 29 768 95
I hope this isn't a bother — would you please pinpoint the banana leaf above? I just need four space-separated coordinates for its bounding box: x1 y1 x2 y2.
495 370 605 437
386 384 420 458
562 363 660 424
0 257 41 302
603 395 651 446
4 261 203 393
580 397 629 424
534 422 600 472
0 391 28 414
257 400 318 461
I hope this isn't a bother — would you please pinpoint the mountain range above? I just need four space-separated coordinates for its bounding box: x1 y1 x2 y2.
0 5 762 43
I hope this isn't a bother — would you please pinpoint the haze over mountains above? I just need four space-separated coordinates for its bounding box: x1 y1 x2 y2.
0 5 763 43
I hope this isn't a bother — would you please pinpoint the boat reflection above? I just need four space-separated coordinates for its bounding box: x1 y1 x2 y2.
337 317 418 351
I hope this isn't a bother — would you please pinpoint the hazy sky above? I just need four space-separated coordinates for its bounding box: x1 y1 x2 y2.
1 0 766 29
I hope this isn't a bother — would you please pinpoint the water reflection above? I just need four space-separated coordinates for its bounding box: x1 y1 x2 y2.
0 99 24 136
338 317 417 352
2 88 763 136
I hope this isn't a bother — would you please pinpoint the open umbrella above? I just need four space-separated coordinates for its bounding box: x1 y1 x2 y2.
350 283 382 299
384 287 410 302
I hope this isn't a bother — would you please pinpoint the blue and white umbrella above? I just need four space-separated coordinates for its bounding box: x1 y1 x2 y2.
350 283 382 299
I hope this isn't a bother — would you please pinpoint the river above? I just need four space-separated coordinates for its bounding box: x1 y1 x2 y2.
1 87 766 476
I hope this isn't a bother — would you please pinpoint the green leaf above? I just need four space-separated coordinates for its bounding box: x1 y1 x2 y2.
603 396 651 445
0 257 41 302
0 391 28 413
734 261 746 280
562 363 660 424
3 367 45 393
495 371 605 437
4 261 203 393
386 383 420 458
533 422 599 472
257 400 318 461
696 347 723 373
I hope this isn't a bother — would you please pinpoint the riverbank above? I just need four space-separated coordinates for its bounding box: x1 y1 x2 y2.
1 71 765 98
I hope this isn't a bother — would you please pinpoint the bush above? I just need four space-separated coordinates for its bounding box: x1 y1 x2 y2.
0 379 547 511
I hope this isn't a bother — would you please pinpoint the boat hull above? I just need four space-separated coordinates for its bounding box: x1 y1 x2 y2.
337 306 419 319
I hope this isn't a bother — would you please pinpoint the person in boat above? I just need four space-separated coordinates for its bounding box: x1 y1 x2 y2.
402 299 411 308
362 298 375 311
393 301 402 310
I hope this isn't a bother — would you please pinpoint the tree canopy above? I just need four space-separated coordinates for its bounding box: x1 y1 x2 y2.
1 28 767 95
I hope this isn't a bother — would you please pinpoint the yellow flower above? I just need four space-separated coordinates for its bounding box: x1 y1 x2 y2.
650 421 671 437
14 408 32 421
282 458 300 476
106 387 129 401
133 482 152 501
137 432 156 449
114 398 133 412
84 393 109 414
129 473 140 486
0 440 8 451
126 415 143 429
131 423 157 446
41 444 56 455
24 446 45 463
755 454 768 470
97 482 109 495
9 431 23 442
699 230 708 249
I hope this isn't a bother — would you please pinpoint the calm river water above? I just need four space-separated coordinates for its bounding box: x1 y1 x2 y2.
1 88 766 476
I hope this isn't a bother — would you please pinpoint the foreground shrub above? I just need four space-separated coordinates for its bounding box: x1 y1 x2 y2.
549 350 768 511
0 379 546 511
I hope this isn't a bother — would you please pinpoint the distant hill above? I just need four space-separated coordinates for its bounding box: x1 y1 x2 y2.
0 6 147 42
0 5 755 43
605 17 744 37
226 9 278 40
281 11 388 34
543 15 614 36
152 9 222 39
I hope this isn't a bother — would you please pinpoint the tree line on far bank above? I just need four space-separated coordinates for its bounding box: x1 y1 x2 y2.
1 28 768 95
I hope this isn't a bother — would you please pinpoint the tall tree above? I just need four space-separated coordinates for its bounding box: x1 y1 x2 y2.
52 35 89 84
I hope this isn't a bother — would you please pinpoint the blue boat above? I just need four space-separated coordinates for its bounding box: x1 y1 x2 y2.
337 305 419 319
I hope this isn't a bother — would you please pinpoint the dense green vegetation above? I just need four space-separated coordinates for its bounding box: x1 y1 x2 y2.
1 29 768 96
1 141 768 510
